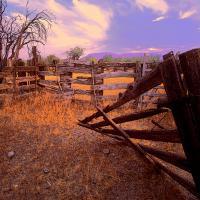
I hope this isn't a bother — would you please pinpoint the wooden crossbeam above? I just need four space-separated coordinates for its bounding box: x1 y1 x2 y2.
139 144 190 172
78 122 124 141
90 108 168 128
97 128 181 143
94 71 136 79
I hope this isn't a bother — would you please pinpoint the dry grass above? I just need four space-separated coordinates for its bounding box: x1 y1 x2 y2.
0 93 197 199
0 92 94 130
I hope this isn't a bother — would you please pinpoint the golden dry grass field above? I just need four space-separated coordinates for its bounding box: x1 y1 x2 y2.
0 92 197 199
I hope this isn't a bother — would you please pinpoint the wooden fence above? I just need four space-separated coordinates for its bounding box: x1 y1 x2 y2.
37 61 165 105
0 60 166 109
79 48 200 198
0 66 38 97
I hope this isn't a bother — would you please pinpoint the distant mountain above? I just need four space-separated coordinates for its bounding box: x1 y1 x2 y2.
82 52 161 60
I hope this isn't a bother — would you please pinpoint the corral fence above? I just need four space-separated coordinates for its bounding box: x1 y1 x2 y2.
0 58 166 108
79 48 200 198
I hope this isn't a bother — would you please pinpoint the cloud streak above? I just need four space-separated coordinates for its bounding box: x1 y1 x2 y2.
152 16 166 22
179 9 196 19
135 0 169 15
8 0 113 57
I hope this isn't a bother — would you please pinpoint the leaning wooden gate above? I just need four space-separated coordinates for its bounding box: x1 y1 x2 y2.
79 49 200 198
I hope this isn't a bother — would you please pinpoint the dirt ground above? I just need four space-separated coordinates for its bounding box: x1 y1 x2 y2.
0 125 197 200
0 94 197 200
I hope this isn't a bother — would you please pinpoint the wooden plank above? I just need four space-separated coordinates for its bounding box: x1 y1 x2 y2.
0 84 11 90
73 78 93 85
90 108 169 128
16 76 38 83
97 62 137 68
161 52 200 193
38 71 64 76
96 95 119 101
15 66 39 72
139 144 190 172
81 64 162 123
93 83 130 90
78 122 124 141
74 89 92 95
38 81 60 90
95 71 136 79
95 128 181 143
179 49 200 127
144 93 167 98
19 84 36 91
58 67 92 74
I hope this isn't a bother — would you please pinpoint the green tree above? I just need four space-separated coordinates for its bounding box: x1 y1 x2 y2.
89 57 98 64
102 55 113 62
66 47 84 61
46 54 60 65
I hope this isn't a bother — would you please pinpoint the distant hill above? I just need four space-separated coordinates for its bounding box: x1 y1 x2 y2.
82 52 161 60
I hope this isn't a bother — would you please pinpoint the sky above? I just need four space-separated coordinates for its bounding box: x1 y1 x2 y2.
6 0 200 58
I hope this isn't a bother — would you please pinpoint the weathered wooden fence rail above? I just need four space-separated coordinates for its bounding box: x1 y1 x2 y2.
0 60 164 106
79 48 200 198
0 66 38 97
37 61 164 104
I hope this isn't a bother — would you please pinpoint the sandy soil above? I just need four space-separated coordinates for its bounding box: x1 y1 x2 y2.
0 122 197 200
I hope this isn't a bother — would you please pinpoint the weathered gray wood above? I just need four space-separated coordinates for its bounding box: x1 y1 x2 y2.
38 80 59 90
58 67 92 74
140 144 190 172
179 49 200 128
0 84 11 90
96 128 181 143
15 66 39 72
81 64 162 123
95 71 136 79
38 71 64 76
74 89 92 95
19 84 36 91
161 52 200 194
93 83 130 90
90 108 168 128
144 93 167 98
153 160 198 197
96 95 119 101
16 76 37 83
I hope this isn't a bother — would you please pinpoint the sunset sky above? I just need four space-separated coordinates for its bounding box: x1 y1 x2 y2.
7 0 200 57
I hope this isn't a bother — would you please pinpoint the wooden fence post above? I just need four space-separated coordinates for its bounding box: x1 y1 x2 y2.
179 49 200 128
161 52 200 194
32 46 38 93
13 67 16 96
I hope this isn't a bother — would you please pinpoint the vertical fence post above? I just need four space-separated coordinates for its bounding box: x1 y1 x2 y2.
97 65 104 101
13 67 16 96
32 46 38 94
91 62 96 105
161 52 200 194
179 49 200 128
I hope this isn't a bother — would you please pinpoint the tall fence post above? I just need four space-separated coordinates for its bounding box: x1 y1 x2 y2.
161 52 200 194
32 46 38 93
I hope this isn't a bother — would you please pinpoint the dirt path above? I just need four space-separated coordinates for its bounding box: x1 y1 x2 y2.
0 124 196 200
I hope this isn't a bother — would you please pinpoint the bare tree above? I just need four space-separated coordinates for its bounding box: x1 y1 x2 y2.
0 0 54 68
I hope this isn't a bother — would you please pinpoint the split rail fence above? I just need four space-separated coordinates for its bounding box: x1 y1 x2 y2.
79 48 200 198
0 60 166 107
